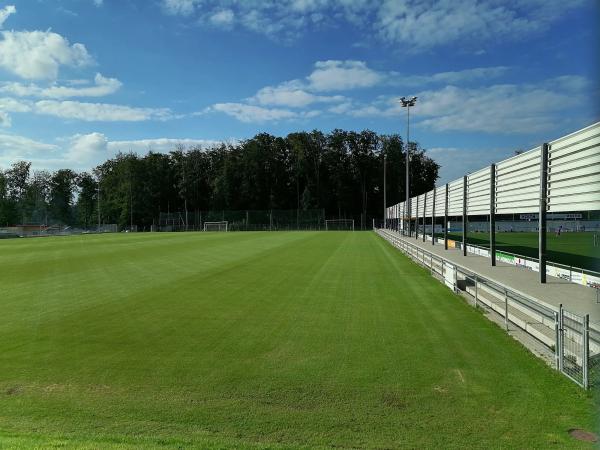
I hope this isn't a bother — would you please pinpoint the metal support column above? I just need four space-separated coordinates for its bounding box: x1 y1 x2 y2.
432 187 436 245
558 304 564 372
423 192 427 242
504 289 509 330
462 175 467 256
539 143 549 283
415 195 419 240
490 164 496 266
554 311 560 369
383 153 387 229
444 184 449 250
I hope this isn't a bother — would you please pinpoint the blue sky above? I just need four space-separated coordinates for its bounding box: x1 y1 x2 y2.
0 0 598 183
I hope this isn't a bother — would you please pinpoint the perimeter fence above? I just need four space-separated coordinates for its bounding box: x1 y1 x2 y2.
386 121 600 289
158 209 366 231
0 224 119 238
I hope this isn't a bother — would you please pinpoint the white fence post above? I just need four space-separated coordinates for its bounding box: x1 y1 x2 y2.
558 304 564 372
504 289 509 330
583 314 589 389
554 311 560 369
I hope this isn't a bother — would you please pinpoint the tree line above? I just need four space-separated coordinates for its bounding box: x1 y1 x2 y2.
0 129 439 230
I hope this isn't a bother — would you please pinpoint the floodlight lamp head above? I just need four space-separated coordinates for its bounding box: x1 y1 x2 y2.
399 96 416 107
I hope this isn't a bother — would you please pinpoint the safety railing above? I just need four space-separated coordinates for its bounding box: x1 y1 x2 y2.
377 228 598 389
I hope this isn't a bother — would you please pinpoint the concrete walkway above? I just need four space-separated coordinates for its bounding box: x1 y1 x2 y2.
385 230 600 324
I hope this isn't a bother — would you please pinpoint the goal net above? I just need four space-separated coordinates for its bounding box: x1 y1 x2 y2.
203 221 228 232
325 219 354 231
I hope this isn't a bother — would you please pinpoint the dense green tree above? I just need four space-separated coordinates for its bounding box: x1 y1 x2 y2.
0 129 438 229
49 169 77 225
77 172 98 228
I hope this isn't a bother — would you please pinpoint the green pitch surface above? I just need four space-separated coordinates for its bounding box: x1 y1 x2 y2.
0 232 596 449
444 231 600 272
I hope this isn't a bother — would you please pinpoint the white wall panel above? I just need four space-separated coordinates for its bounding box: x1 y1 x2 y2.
467 167 490 215
495 148 540 214
435 187 445 215
447 179 463 216
424 190 434 216
391 122 600 226
548 122 600 212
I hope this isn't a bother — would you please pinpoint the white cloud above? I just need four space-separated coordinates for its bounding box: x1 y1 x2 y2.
413 77 591 133
66 134 222 168
211 59 377 118
329 75 594 134
0 4 15 28
33 100 174 122
327 101 353 114
0 73 122 99
428 146 514 184
400 66 509 86
161 0 201 16
307 60 383 91
0 30 93 80
0 132 225 171
0 97 32 112
65 132 109 166
93 0 104 6
210 9 234 26
108 137 221 154
210 103 300 122
0 110 10 127
0 133 61 169
375 0 586 50
158 1 586 49
0 97 175 123
207 60 511 121
251 81 345 108
0 133 58 153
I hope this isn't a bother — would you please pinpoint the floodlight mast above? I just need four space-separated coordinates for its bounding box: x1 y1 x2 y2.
399 96 417 236
96 181 100 231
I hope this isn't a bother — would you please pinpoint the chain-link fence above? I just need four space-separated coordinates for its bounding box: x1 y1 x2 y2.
158 209 329 231
0 224 119 238
558 309 586 387
589 319 600 388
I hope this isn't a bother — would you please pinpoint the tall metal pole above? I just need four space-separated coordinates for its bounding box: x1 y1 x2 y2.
383 153 387 229
415 195 419 239
444 183 449 250
462 175 467 256
97 183 100 230
432 187 436 246
539 143 549 283
490 164 496 266
423 192 426 243
400 96 417 236
406 105 410 237
129 180 133 231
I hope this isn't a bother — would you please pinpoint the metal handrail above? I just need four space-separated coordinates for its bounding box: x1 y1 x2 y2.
377 229 598 346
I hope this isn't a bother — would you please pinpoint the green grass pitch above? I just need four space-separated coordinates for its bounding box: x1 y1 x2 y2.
443 231 600 272
0 232 596 448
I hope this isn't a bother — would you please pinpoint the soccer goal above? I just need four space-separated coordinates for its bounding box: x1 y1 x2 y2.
203 221 228 232
325 219 354 231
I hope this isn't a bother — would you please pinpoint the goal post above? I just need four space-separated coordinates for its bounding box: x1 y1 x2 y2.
203 221 228 232
325 219 354 231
